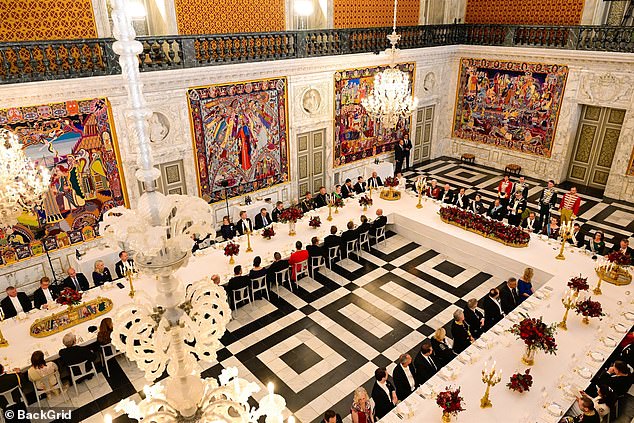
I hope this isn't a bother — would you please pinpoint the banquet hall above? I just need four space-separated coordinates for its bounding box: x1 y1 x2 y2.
0 0 633 422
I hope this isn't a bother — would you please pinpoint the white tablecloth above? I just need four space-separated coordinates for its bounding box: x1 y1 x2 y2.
68 247 121 281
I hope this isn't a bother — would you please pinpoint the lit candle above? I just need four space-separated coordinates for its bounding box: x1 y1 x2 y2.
268 382 274 396
288 417 296 423
104 415 113 423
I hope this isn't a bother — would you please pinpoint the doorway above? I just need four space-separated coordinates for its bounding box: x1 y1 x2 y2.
413 105 435 164
297 129 326 195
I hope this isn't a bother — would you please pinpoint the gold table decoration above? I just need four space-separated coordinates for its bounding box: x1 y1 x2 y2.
0 314 8 347
327 204 333 221
126 269 136 298
480 361 502 408
245 230 253 252
415 177 426 209
29 297 114 338
558 289 575 330
555 220 573 260
379 187 401 201
595 262 632 288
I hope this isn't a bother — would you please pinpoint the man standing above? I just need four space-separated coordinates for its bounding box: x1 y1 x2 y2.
62 267 90 291
393 353 418 401
537 179 558 228
482 288 504 330
514 175 529 199
499 278 519 315
254 207 272 230
394 139 405 175
507 191 527 227
353 176 366 194
559 186 581 223
403 135 413 171
1 286 32 318
497 175 514 207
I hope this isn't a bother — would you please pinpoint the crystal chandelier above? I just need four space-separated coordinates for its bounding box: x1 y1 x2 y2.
0 129 50 228
102 0 288 421
361 0 418 129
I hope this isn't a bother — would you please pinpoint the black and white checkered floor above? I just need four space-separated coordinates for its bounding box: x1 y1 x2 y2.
39 157 632 423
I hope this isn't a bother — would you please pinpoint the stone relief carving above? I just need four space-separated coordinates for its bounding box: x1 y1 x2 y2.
423 72 436 92
301 88 322 115
149 111 170 142
581 73 634 104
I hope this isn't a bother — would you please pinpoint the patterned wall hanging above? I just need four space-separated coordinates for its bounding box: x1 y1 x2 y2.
465 0 584 25
188 78 290 203
333 63 414 167
452 58 569 158
0 98 127 265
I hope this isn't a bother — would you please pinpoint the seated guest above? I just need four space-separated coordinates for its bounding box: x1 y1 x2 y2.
301 192 316 213
353 176 366 194
324 226 341 259
315 187 329 208
271 201 284 222
59 333 97 373
225 265 251 309
522 211 541 233
333 184 343 199
395 172 407 191
414 342 438 386
92 260 112 286
587 231 605 257
440 183 455 204
486 198 506 221
507 191 527 227
367 171 383 189
191 232 212 254
236 211 253 236
542 216 560 240
566 386 615 422
341 221 358 255
560 397 601 423
321 410 343 423
371 367 397 420
431 327 457 366
357 215 371 238
593 361 632 397
482 288 504 330
426 179 441 200
469 193 485 214
568 223 586 248
499 277 520 314
63 267 90 291
463 299 484 339
341 179 355 198
254 208 272 230
33 277 59 310
351 387 374 423
306 237 324 259
267 252 289 284
97 317 113 345
610 238 633 264
371 209 387 237
393 353 417 401
249 256 267 279
451 309 474 354
1 286 32 318
220 216 236 241
289 241 309 281
115 250 135 278
28 351 60 394
453 187 469 209
0 364 23 410
517 268 534 303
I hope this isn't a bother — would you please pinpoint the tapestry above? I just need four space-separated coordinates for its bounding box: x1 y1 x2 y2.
465 0 583 25
333 0 419 28
334 63 414 166
0 98 127 264
452 58 569 158
188 78 290 203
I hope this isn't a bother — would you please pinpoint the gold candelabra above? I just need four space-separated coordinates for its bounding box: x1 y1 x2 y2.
126 269 136 298
416 187 423 209
555 221 573 260
368 186 373 199
480 362 502 408
327 204 333 221
0 314 8 347
558 289 576 330
593 261 606 295
246 229 253 252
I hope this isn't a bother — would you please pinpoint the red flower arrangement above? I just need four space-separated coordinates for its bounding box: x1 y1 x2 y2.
224 242 240 257
508 315 558 355
56 288 83 306
575 298 605 319
279 207 304 223
567 275 589 292
436 387 465 416
332 197 344 209
606 251 631 266
262 227 275 239
384 176 399 188
507 369 533 393
358 196 373 207
439 206 530 247
309 216 321 228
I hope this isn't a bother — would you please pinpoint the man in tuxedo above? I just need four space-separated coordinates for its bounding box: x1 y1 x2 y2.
301 192 316 213
0 364 24 413
371 209 387 238
62 267 90 291
59 333 97 375
371 367 397 419
463 298 484 339
236 211 254 235
315 187 329 208
353 176 366 195
267 252 289 285
486 198 506 221
394 139 405 174
341 221 358 256
225 265 251 309
414 342 438 386
115 250 135 279
324 226 341 250
453 187 470 209
289 241 309 281
393 353 418 401
1 286 32 318
482 288 504 330
522 211 541 233
367 171 383 189
499 278 519 315
341 179 355 199
440 184 455 205
594 361 632 396
507 191 527 227
33 277 59 309
403 135 413 171
254 208 272 230
426 179 442 200
357 215 371 237
611 238 633 264
306 236 324 259
321 410 342 423
568 223 586 248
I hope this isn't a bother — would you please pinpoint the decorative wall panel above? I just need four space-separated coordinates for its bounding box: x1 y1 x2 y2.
0 0 97 42
187 78 290 203
333 0 419 28
628 150 634 176
452 58 569 158
333 63 414 166
174 0 285 34
465 0 584 25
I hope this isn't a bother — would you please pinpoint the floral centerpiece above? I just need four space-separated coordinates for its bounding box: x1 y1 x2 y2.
574 298 605 324
507 369 533 393
508 315 557 365
262 226 275 239
332 197 344 209
380 176 401 201
439 206 530 247
56 288 83 307
279 207 304 236
309 215 321 229
596 253 632 287
358 196 373 211
384 176 399 188
436 387 465 422
224 241 240 264
567 275 589 295
606 250 631 266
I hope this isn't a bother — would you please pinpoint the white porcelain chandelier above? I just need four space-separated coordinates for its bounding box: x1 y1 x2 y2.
361 0 418 129
0 129 50 228
102 0 287 421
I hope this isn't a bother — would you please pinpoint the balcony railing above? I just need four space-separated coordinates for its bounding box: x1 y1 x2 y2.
1 24 633 84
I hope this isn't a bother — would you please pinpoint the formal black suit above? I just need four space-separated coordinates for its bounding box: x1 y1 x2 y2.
507 197 527 226
306 244 324 258
267 259 290 285
595 373 632 396
236 218 253 235
413 351 439 386
481 296 504 330
225 275 251 309
499 284 519 315
453 194 470 209
487 204 506 221
62 273 90 291
451 321 472 354
115 259 135 279
367 176 383 188
394 143 405 174
521 217 541 233
0 372 21 408
371 215 387 237
568 229 586 248
301 198 315 213
353 181 366 194
341 184 354 199
470 201 485 215
314 194 329 208
357 222 371 237
33 286 60 309
323 234 341 253
59 345 97 374
431 337 456 366
0 293 32 318
463 307 484 339
403 138 413 170
341 228 358 253
254 213 272 230
220 224 236 240
393 364 417 401
92 268 113 286
440 189 455 205
371 380 396 419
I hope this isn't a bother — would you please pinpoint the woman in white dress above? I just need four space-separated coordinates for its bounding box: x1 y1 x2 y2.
28 350 61 394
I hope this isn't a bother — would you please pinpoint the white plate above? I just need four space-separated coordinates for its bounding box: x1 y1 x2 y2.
590 352 604 362
578 368 592 379
603 337 617 347
615 323 628 333
547 404 562 416
624 312 634 321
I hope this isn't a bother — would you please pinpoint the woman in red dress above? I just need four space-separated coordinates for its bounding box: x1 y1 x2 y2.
351 386 374 423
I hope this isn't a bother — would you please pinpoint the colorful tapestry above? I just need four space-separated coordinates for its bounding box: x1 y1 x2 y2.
452 58 569 158
334 63 414 166
0 98 127 263
188 78 290 203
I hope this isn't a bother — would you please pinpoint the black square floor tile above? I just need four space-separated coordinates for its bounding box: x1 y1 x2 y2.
433 260 465 278
371 354 392 368
457 171 475 178
301 304 317 315
280 344 322 374
383 263 396 271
